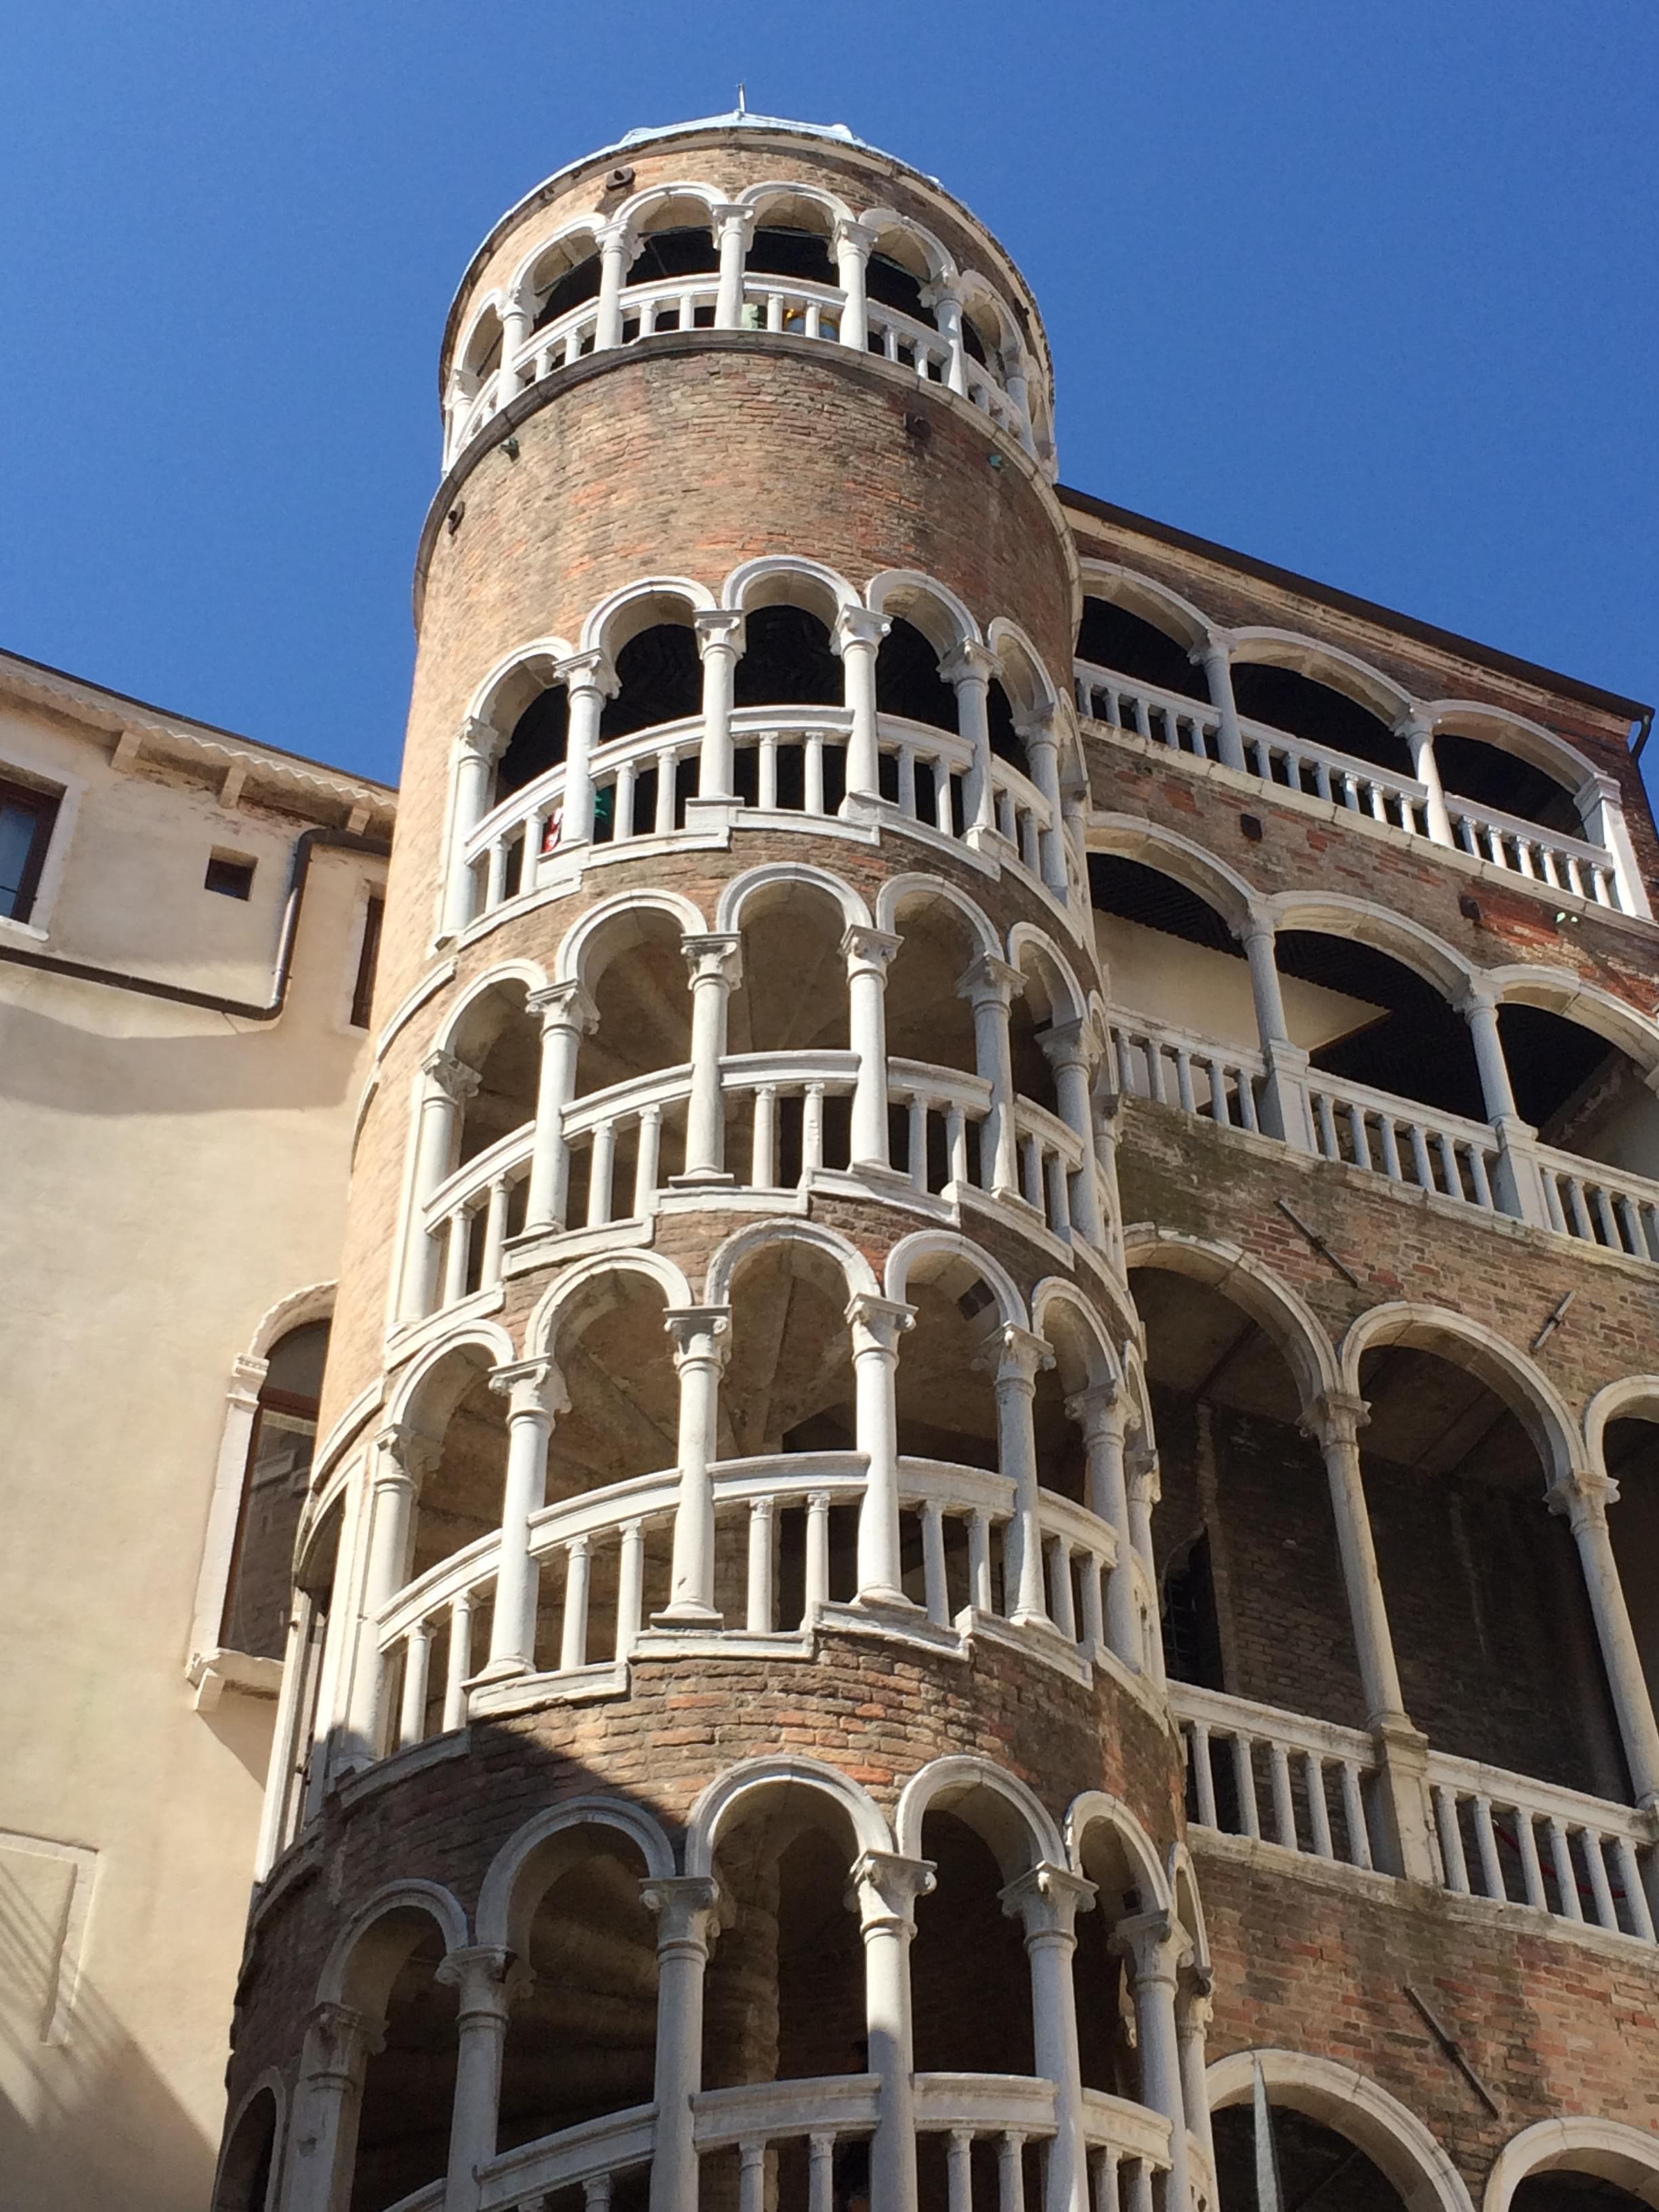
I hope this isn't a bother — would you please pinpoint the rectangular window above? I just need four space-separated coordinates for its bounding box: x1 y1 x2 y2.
205 852 256 899
0 776 62 926
350 892 384 1029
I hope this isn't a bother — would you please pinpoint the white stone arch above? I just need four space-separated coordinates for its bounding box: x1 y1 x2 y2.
704 1217 880 1309
523 1249 695 1366
987 615 1061 720
466 636 582 735
315 1879 471 2013
1062 1789 1170 1910
1483 964 1659 1076
1484 2116 1659 2208
685 1753 892 1878
1206 2049 1475 2212
554 885 710 992
577 573 718 661
211 2068 287 2212
736 176 853 230
455 291 507 382
1267 890 1475 1004
1584 1375 1659 1471
874 869 1000 959
714 859 871 935
1338 1303 1580 1490
1226 626 1415 726
1122 1228 1342 1415
1086 813 1259 939
1422 699 1603 796
895 1754 1065 1876
883 1229 1027 1330
1006 918 1089 1025
857 204 958 285
615 178 726 251
508 211 607 313
1077 560 1214 657
1166 1840 1210 1973
384 1319 518 1431
475 1794 677 1952
434 958 550 1062
1030 1277 1135 1391
721 554 859 626
247 1281 335 1361
864 567 983 657
956 269 1025 370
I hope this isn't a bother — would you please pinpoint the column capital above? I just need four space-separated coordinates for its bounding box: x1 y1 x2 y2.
527 978 598 1035
374 1422 442 1487
641 1872 724 1954
1110 1908 1189 1986
1190 630 1237 668
459 715 508 765
693 607 746 657
1578 766 1625 808
842 922 903 974
1237 910 1278 950
710 200 756 235
941 640 1002 688
420 1047 480 1103
1038 1016 1092 1073
1000 1860 1096 1940
1391 705 1435 742
834 214 879 254
1459 979 1501 1017
845 1292 916 1358
919 278 963 314
832 605 891 656
846 1849 937 1932
1177 1963 1216 2033
598 217 633 255
1013 705 1059 750
1304 1391 1370 1450
1126 1443 1160 1507
306 1999 382 2074
434 1944 533 2021
663 1304 732 1370
488 1356 569 1422
680 931 743 989
955 951 1023 1008
552 647 619 701
975 1323 1054 1387
1065 1380 1132 1442
1547 1466 1619 1530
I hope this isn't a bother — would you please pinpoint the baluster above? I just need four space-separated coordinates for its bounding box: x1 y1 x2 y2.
1435 1130 1460 1197
1315 1090 1339 1160
1616 1195 1644 1256
1144 1040 1168 1106
1089 2146 1120 2212
922 1498 949 1626
1248 735 1271 778
804 1490 831 1622
583 2176 612 2211
1304 1753 1334 1859
398 1620 432 1749
1616 1837 1657 1942
1536 844 1563 890
633 1104 662 1216
1547 1817 1584 1921
996 787 1016 843
766 290 785 332
898 743 918 817
1047 1536 1077 1641
968 1509 993 1613
1565 1177 1595 1240
1045 1147 1073 1238
1366 781 1387 821
1158 704 1178 749
1079 1549 1105 1659
998 2131 1026 2212
758 729 779 811
1103 684 1122 730
1456 817 1480 856
750 1084 778 1187
442 1591 473 1733
1231 1733 1261 1839
614 758 638 838
586 1117 617 1227
557 1536 592 1672
1592 863 1616 909
739 2139 767 2212
1515 1809 1549 1910
485 836 510 911
615 1518 644 1660
1174 1048 1197 1113
1132 692 1153 741
805 298 823 339
638 297 658 336
947 2130 975 2212
745 1497 777 1633
1019 1131 1043 1210
1019 809 1040 875
1642 1202 1659 1263
1515 837 1538 880
945 1102 969 1189
1269 1742 1298 1849
1473 1795 1504 1900
907 1094 929 1191
1468 1146 1495 1210
1204 1056 1231 1127
1313 758 1334 802
1540 1168 1568 1235
1435 1787 1470 1893
1238 1069 1261 1133
1340 1761 1373 1870
1408 1123 1435 1191
480 1176 510 1288
1345 1100 1370 1170
1563 855 1586 899
1128 2159 1155 2212
652 746 676 834
809 2133 837 2212
800 1083 825 1179
1191 1722 1218 1828
1338 771 1360 813
1584 1830 1620 1931
882 323 901 362
804 729 825 814
1594 1187 1622 1247
442 1205 473 1308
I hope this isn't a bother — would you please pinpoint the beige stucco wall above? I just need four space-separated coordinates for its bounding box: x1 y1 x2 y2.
0 694 387 2212
1094 909 1381 1052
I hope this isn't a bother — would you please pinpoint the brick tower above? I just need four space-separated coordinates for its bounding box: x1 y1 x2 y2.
218 113 1659 2212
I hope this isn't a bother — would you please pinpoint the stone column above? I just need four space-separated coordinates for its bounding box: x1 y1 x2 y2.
983 1326 1054 1629
1113 1912 1192 2212
398 1051 479 1322
835 607 891 806
438 1947 530 2211
642 1875 724 2212
1040 1019 1107 1245
693 609 745 800
497 285 532 406
1549 1468 1659 1807
833 218 876 352
478 1360 566 1679
957 954 1022 1198
285 2001 379 2212
441 718 508 941
712 203 754 328
1002 1864 1097 2212
1069 1385 1139 1664
656 1307 731 1626
844 924 902 1173
1017 710 1070 896
344 1425 436 1760
523 982 598 1235
1176 1970 1216 2173
1125 1444 1166 1684
849 1851 936 2212
848 1293 917 1609
944 641 1002 843
1463 984 1550 1228
552 649 617 848
921 281 970 396
594 221 632 350
1193 636 1247 773
1578 769 1654 920
676 934 742 1183
1395 711 1454 846
1239 916 1313 1150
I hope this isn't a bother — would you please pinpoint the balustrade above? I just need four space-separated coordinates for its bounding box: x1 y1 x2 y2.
419 1128 535 1316
1537 1145 1659 1262
1103 1011 1265 1134
1172 1683 1382 1873
1305 1075 1502 1214
1449 796 1620 907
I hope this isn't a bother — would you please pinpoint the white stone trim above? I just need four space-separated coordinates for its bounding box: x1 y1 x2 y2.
1205 2047 1474 2212
1483 2116 1659 2207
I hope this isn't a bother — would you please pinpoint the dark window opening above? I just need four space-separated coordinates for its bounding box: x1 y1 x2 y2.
1162 1533 1225 1690
1230 663 1412 777
876 617 958 731
220 1320 331 1662
0 775 61 925
599 625 702 741
628 225 719 283
205 853 255 900
1275 931 1484 1119
532 252 602 329
1433 729 1584 838
731 605 842 709
498 689 569 800
1087 853 1243 957
865 251 935 329
1076 596 1207 703
746 224 836 287
350 894 384 1030
986 679 1027 775
1213 2103 1408 2211
959 314 988 367
1497 1002 1653 1167
464 322 503 380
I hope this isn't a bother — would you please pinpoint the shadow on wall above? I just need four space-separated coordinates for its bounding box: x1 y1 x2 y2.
0 1856 216 2212
0 1002 363 1118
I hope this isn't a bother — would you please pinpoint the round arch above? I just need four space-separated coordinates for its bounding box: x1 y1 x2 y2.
1267 892 1475 1004
987 616 1061 718
737 176 853 227
720 554 858 625
685 1754 891 1877
1123 1229 1341 1414
384 1320 518 1429
1062 1789 1170 1910
523 1249 696 1366
466 638 582 736
315 1880 471 2013
1030 1277 1134 1389
1483 966 1659 1077
1207 2050 1475 2212
1485 2118 1659 2209
856 204 958 284
613 178 726 241
475 1795 676 1952
1166 1840 1210 1973
1421 701 1601 797
864 567 981 655
1227 628 1414 726
874 871 1000 958
714 859 870 935
883 1229 1027 1330
1339 1303 1580 1490
577 573 718 659
508 213 607 312
212 2072 286 2212
554 885 709 991
435 960 551 1061
246 1282 335 1362
895 1754 1064 1876
1006 920 1089 1025
704 1217 880 1309
1584 1376 1659 1471
1077 562 1213 657
1086 813 1258 938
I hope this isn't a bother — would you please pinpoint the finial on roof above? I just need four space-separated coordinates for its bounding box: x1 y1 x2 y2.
737 82 747 117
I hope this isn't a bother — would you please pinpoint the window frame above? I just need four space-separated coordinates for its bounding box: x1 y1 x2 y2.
0 773 64 928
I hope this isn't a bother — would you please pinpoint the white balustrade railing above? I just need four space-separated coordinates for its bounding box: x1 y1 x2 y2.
1171 1683 1382 1872
1305 1073 1504 1215
419 1126 535 1316
475 2101 657 2211
1422 1747 1659 1943
1079 2088 1175 2212
1536 1143 1659 1263
1448 795 1620 908
1074 663 1221 762
590 722 703 845
695 2073 878 2209
1103 1010 1265 1135
989 754 1057 885
1239 715 1429 836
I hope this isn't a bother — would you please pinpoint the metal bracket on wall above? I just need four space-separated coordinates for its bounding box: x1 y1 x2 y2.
1402 1982 1502 2116
1275 1197 1361 1288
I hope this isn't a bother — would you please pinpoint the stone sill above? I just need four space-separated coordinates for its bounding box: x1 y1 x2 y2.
188 1647 283 1711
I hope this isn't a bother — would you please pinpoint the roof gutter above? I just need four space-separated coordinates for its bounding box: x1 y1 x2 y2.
1633 706 1653 762
0 825 390 1022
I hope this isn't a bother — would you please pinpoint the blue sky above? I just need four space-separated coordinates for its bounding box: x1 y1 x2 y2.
1 2 1654 789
